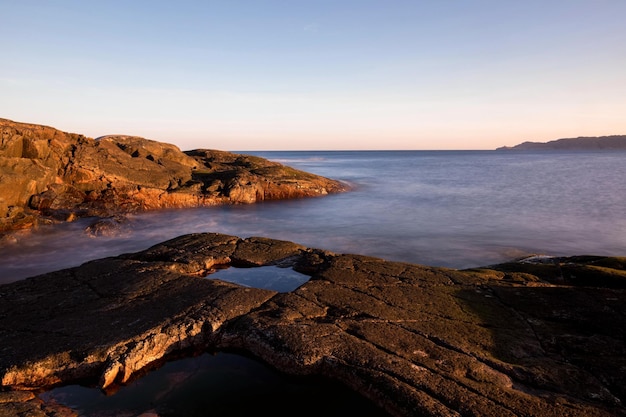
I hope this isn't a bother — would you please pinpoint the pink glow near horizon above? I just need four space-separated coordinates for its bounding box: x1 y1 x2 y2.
2 1 625 151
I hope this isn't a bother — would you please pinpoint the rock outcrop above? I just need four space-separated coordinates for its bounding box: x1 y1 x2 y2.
0 119 347 234
1 233 624 416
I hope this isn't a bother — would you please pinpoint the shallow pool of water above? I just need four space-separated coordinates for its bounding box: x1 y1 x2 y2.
39 352 389 417
38 266 388 416
207 265 310 292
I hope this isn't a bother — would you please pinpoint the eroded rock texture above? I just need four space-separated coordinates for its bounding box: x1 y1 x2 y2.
0 119 346 233
0 233 625 417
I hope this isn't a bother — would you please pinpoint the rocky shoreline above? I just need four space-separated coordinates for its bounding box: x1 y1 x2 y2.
1 233 624 416
2 118 625 416
0 118 347 235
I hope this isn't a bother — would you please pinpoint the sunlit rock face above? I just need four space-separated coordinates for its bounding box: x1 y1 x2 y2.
0 118 347 233
1 233 625 417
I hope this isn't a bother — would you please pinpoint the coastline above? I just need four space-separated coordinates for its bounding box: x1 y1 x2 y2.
0 118 348 236
2 119 626 415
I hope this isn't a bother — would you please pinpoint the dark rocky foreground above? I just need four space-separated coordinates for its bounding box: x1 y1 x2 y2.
0 118 346 235
1 233 624 416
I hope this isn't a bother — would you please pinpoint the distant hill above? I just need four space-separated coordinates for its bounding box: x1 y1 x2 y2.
496 135 626 151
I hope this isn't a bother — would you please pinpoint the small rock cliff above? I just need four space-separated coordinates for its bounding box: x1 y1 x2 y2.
0 118 347 233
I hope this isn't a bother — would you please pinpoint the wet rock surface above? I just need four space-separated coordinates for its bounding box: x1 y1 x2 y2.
1 233 624 416
0 118 347 234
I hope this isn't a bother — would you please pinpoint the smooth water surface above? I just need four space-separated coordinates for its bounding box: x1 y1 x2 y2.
2 150 625 283
40 352 389 417
208 265 310 292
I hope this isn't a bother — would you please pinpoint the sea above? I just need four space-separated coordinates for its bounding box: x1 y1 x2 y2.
4 150 626 416
1 149 625 284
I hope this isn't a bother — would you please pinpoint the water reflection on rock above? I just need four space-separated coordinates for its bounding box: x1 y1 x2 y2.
207 265 310 292
40 352 389 417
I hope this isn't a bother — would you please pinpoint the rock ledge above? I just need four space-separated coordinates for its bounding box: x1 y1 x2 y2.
0 118 347 234
1 233 624 416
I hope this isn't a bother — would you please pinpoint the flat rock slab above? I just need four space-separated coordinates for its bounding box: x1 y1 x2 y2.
1 233 625 416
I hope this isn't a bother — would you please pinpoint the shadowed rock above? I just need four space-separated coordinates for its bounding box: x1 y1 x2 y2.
0 119 347 234
1 234 624 416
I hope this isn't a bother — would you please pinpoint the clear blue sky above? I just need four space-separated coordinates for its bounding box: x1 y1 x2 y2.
2 1 625 150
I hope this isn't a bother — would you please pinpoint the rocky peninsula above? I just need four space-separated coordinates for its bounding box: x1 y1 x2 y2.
1 233 625 416
0 118 346 235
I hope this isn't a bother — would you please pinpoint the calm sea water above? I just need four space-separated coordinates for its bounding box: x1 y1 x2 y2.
2 150 626 284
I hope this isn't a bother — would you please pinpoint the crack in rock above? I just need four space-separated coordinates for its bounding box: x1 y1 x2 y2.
1 233 625 417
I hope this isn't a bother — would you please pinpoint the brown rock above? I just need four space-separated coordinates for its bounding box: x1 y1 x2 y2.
0 390 77 417
0 158 56 217
0 119 348 234
0 233 624 416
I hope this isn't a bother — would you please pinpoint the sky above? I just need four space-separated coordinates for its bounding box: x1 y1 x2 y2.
1 1 625 151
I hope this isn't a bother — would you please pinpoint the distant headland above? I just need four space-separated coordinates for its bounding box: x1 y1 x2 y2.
497 135 626 151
